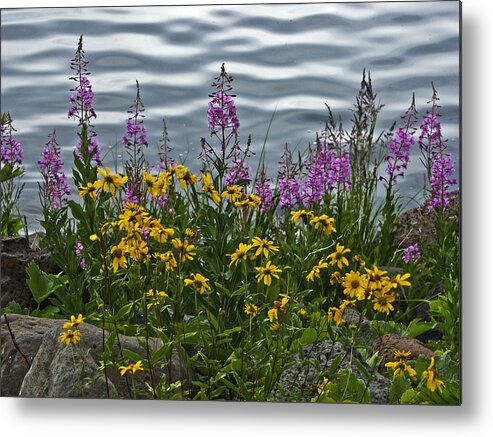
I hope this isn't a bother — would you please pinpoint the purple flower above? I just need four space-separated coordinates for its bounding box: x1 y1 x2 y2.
402 243 421 264
38 131 71 210
74 241 84 257
1 120 24 166
75 137 102 166
279 178 302 209
123 81 148 204
255 169 274 212
68 75 97 125
207 91 240 136
278 145 302 209
428 153 457 212
225 158 251 186
384 128 414 185
302 146 352 206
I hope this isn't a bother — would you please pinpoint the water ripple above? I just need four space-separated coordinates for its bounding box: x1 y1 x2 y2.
0 2 460 227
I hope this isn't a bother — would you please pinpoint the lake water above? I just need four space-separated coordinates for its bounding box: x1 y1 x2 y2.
1 2 460 228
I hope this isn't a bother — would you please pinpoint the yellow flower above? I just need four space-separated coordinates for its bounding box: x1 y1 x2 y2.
89 233 100 241
268 308 278 322
59 329 81 346
290 209 314 224
270 322 281 332
78 181 102 200
111 240 128 273
63 314 85 329
126 238 149 261
201 172 221 204
329 271 342 285
221 185 243 203
176 168 197 189
251 237 279 258
309 215 336 234
273 296 290 311
298 308 307 317
390 273 412 288
365 265 389 290
422 357 445 393
184 273 211 294
385 359 417 380
372 289 396 315
142 171 157 194
146 289 168 309
244 303 259 317
339 299 356 310
342 270 369 300
119 360 144 376
306 259 329 281
153 251 178 271
327 243 351 269
327 307 345 327
172 238 196 262
255 261 282 286
227 243 252 267
393 350 412 360
235 194 261 209
97 166 128 195
149 222 175 243
353 254 366 266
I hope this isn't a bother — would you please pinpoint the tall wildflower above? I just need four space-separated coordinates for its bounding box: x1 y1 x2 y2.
255 166 274 212
225 158 251 186
419 86 457 212
0 113 25 235
278 145 302 209
68 35 101 166
200 63 243 182
38 131 71 210
383 96 417 186
123 80 148 204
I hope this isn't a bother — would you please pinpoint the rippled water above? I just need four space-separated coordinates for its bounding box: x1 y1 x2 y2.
1 2 460 228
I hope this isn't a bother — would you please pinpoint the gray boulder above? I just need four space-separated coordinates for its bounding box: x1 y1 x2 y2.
276 340 390 403
1 314 193 398
0 314 57 396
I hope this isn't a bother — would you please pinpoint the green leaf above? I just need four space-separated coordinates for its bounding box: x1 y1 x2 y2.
299 327 318 346
26 261 54 304
400 388 417 404
406 318 436 338
390 376 411 404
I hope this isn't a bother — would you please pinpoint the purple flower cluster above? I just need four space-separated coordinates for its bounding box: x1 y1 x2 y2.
207 91 240 135
402 243 421 264
384 128 414 185
225 158 251 186
428 153 457 212
74 241 86 269
38 132 71 210
1 125 23 166
75 137 102 166
419 113 442 155
302 148 352 206
255 169 274 212
123 118 148 148
68 75 97 125
279 178 302 209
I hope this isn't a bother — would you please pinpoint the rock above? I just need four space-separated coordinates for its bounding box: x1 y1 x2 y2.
1 314 193 398
372 333 434 373
341 307 371 339
0 314 57 396
1 237 57 309
276 340 390 403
